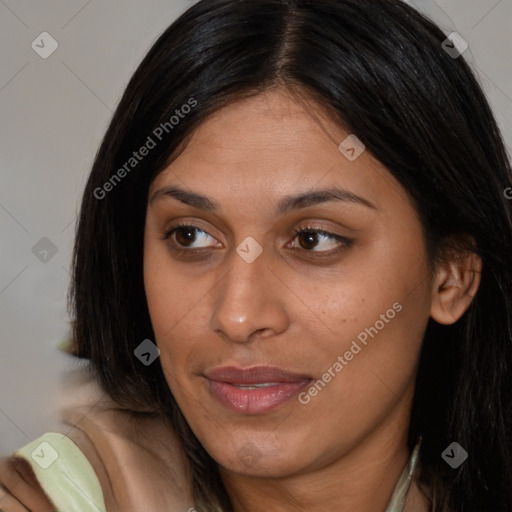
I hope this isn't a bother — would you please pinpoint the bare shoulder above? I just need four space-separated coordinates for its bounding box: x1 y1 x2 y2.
0 455 55 511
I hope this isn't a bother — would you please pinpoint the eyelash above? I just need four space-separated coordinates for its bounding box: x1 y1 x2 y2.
161 222 353 258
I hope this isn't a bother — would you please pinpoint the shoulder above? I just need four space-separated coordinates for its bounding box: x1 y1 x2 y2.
1 431 108 512
63 401 194 509
1 376 195 511
62 380 193 502
0 454 55 511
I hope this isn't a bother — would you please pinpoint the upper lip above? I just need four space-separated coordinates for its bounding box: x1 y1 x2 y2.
204 365 312 384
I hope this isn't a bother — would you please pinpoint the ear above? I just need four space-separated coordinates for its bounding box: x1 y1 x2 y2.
430 238 482 325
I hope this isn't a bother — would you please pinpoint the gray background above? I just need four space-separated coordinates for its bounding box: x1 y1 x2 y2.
1 0 511 455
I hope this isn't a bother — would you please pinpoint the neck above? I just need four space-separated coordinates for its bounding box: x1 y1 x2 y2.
220 397 414 512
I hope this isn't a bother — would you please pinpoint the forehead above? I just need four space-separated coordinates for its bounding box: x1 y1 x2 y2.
149 88 408 215
178 89 344 160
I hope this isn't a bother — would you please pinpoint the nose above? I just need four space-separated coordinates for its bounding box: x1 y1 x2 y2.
210 246 290 344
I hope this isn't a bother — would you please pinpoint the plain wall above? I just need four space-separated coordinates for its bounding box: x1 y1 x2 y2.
1 0 511 455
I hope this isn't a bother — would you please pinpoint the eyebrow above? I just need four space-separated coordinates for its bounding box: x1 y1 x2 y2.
149 185 377 214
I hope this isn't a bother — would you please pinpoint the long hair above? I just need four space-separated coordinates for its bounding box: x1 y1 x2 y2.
69 1 512 510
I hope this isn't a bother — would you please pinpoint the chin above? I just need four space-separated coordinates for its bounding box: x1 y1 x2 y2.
207 433 312 478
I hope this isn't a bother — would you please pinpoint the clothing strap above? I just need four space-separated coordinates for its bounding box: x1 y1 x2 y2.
384 437 422 512
14 432 106 512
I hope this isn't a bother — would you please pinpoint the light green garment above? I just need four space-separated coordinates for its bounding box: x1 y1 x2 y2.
14 432 106 512
15 432 421 512
384 437 423 512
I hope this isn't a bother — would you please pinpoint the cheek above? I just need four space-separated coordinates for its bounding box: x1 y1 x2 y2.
143 233 193 331
293 291 428 465
143 236 214 384
314 235 429 339
143 236 183 355
305 236 431 402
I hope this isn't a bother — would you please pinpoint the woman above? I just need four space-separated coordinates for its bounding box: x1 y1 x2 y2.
1 0 511 510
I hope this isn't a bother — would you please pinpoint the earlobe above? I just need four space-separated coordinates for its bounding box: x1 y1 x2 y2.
430 250 482 325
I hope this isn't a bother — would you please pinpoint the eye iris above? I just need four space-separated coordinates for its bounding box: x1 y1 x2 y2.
299 231 319 250
175 227 196 246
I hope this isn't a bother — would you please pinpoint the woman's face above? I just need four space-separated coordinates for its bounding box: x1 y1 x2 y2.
143 88 434 477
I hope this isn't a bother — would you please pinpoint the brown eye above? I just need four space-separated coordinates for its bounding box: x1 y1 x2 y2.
290 228 353 254
163 224 218 249
174 226 199 247
297 231 322 250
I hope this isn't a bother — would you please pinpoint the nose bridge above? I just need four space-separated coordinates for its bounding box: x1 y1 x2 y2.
210 243 288 342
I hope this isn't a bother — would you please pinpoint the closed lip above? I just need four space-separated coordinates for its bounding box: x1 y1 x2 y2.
204 365 312 384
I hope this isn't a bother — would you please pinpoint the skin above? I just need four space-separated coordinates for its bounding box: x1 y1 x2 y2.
143 87 481 512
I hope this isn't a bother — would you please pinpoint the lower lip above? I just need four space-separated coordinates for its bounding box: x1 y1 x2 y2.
206 378 311 414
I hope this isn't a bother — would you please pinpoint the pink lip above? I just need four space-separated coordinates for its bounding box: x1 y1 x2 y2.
204 366 312 414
